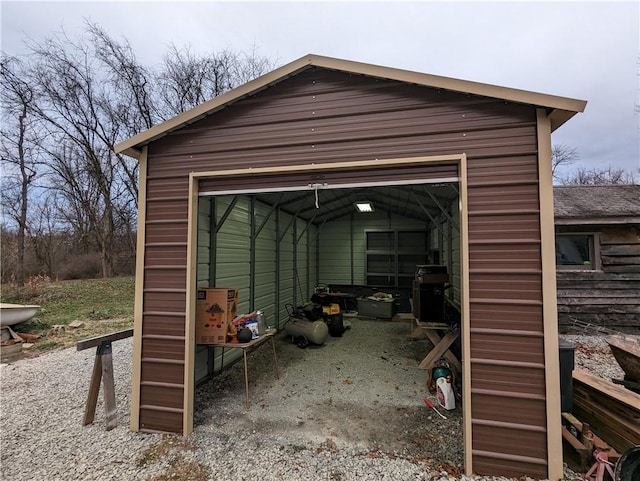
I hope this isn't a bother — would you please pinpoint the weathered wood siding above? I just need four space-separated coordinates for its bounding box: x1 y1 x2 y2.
557 225 640 332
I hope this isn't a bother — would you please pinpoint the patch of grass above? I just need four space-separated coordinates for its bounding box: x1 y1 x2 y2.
1 276 135 352
33 341 64 351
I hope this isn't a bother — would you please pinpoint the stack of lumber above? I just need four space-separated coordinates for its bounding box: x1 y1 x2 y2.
572 369 640 453
561 412 619 469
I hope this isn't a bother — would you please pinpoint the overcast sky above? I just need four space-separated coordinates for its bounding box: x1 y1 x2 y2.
2 1 639 177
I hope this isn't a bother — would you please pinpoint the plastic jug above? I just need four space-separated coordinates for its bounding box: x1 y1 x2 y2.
436 376 455 410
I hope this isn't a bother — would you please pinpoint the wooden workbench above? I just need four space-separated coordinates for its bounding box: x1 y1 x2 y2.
212 329 279 407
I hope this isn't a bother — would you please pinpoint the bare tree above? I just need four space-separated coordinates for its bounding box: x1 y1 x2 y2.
551 144 579 181
157 45 275 118
29 192 63 278
0 55 44 285
27 32 125 277
2 25 275 280
559 165 639 185
86 22 155 208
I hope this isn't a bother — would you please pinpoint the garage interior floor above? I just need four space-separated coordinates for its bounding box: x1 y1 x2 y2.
194 315 464 466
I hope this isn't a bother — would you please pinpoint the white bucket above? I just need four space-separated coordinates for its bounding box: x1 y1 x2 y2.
436 376 455 410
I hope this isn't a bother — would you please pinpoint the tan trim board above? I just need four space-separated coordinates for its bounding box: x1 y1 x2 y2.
130 146 148 432
458 154 473 475
183 153 470 476
537 109 563 481
310 54 586 114
115 54 586 158
200 177 460 197
191 155 463 180
183 175 199 436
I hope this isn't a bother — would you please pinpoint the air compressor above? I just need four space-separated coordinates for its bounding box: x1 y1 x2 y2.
283 303 329 347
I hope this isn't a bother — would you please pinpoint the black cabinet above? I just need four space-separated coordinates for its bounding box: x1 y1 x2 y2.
412 266 448 323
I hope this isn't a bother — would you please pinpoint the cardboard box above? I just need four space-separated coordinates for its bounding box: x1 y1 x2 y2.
196 288 239 344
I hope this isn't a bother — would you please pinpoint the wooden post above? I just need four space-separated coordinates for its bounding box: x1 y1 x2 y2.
83 347 103 426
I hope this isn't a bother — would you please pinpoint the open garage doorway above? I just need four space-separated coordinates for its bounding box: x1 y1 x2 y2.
189 159 466 467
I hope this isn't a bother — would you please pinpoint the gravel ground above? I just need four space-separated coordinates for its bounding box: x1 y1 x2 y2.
0 317 629 481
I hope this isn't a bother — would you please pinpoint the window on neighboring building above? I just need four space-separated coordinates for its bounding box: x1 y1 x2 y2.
555 234 598 269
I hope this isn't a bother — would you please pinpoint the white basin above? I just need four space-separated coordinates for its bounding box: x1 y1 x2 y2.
0 303 40 327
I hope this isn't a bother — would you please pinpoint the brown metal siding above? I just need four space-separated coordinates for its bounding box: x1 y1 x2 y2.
139 170 188 432
467 151 547 477
139 67 550 477
148 69 536 174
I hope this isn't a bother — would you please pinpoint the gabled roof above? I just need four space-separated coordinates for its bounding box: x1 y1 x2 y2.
554 184 640 225
115 53 587 159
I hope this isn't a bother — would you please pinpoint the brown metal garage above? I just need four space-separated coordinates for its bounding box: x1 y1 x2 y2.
115 54 586 479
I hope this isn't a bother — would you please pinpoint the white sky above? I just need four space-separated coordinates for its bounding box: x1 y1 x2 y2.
2 0 639 176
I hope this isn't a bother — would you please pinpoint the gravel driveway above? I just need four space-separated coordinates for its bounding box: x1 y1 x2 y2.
1 317 619 481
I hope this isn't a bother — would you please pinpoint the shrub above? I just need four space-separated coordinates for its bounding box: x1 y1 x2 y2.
57 253 102 280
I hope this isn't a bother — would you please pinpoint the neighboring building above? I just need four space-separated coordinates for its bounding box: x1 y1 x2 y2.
554 184 640 332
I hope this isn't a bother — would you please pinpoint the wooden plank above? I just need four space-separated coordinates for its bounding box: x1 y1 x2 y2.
423 329 462 372
101 347 118 431
416 321 449 329
572 369 640 453
557 280 640 290
573 398 638 453
562 425 589 452
602 255 640 266
556 289 640 298
600 244 640 256
76 328 134 351
557 305 640 314
561 412 615 454
13 332 41 340
83 352 103 426
573 369 640 410
606 265 640 273
559 313 640 323
556 271 640 282
561 425 591 467
600 229 640 244
418 328 460 370
573 390 640 448
573 374 640 424
558 297 640 306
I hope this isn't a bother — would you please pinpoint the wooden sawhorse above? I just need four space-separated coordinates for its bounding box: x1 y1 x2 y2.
408 320 461 387
76 328 133 430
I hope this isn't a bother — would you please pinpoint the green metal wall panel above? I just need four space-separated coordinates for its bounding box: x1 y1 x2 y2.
319 211 429 284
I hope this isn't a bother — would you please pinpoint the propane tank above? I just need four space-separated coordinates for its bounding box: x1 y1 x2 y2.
284 318 329 345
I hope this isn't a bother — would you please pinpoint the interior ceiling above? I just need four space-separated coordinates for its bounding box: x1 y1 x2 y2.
252 182 459 226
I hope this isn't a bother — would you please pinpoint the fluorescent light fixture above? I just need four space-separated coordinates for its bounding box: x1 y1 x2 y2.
354 201 374 213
